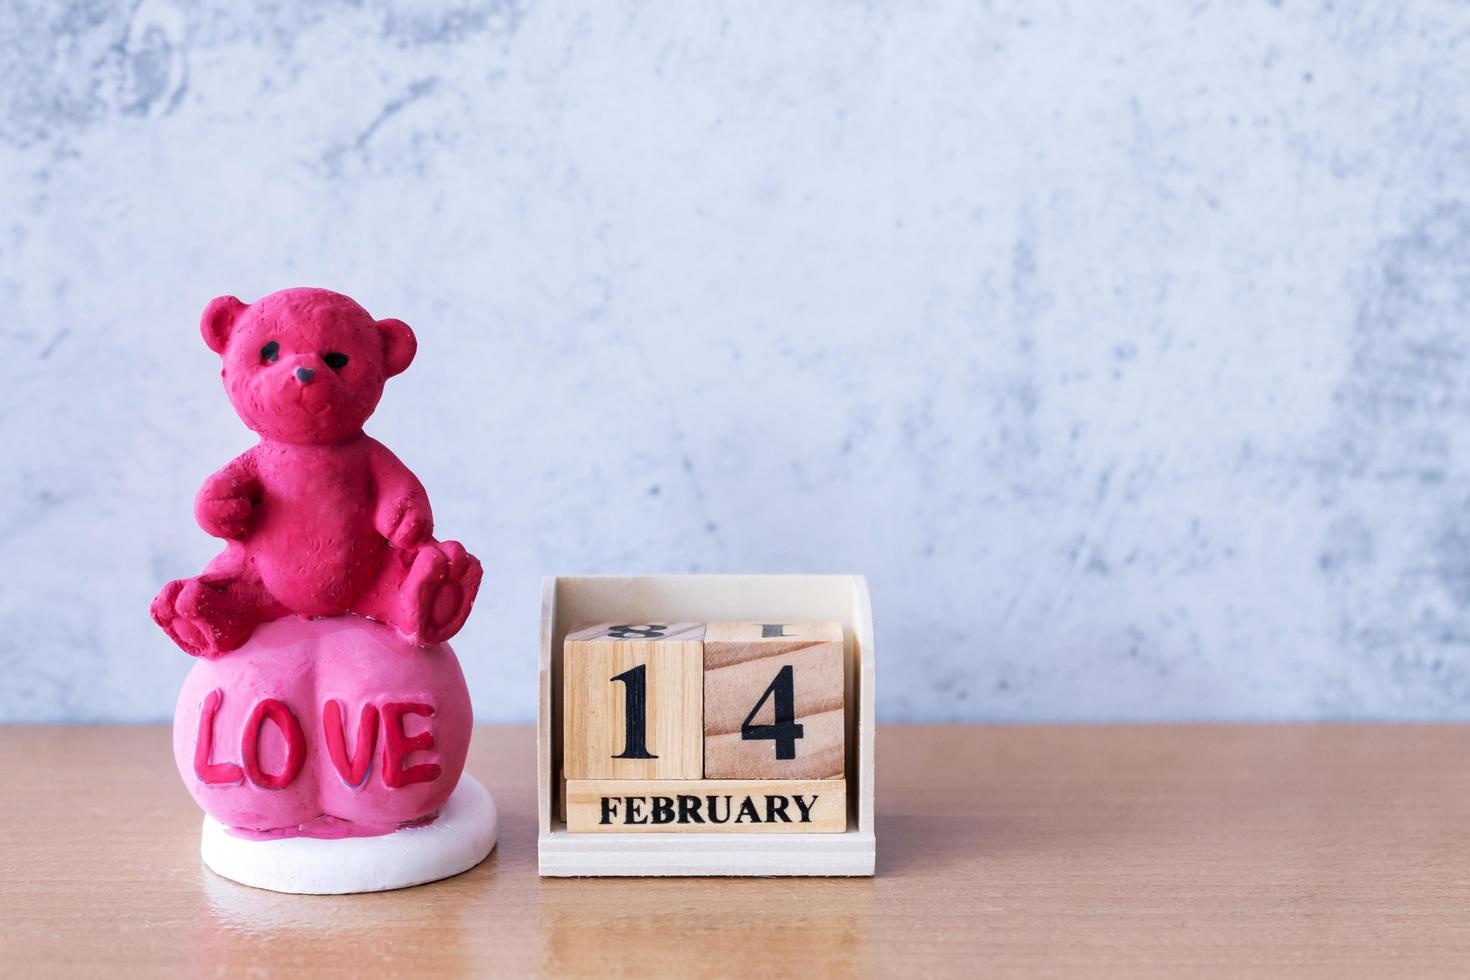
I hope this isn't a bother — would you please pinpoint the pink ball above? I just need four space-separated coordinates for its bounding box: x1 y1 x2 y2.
172 616 472 840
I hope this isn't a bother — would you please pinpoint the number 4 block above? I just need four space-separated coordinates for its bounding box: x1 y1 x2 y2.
563 623 705 780
703 622 845 779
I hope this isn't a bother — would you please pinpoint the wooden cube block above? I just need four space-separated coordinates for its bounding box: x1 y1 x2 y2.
703 621 845 779
565 778 846 833
563 623 705 780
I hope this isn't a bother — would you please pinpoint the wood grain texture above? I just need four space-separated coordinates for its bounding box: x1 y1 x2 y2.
10 725 1470 977
565 778 846 833
703 621 845 779
562 623 704 780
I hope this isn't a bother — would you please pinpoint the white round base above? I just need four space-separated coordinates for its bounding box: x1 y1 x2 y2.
200 775 497 894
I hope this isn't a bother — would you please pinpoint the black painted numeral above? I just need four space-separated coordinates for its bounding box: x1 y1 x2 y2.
607 624 667 639
610 664 658 759
740 664 805 760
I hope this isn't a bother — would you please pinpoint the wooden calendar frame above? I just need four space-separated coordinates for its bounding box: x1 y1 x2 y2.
537 574 876 877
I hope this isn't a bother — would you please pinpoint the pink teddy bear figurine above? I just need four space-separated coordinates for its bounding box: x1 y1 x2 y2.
151 288 483 657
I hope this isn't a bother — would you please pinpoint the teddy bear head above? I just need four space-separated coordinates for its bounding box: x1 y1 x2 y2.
201 288 416 444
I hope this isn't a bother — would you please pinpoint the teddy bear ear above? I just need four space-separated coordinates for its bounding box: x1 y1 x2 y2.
200 296 247 354
378 318 417 377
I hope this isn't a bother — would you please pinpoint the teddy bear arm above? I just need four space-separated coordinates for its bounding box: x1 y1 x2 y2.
193 452 263 540
367 442 435 550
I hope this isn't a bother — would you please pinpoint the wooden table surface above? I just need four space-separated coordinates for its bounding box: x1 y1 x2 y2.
4 724 1470 978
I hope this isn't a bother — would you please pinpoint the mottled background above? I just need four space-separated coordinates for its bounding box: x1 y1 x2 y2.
4 1 1470 723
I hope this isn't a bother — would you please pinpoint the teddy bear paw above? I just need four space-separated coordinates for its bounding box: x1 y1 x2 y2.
402 541 483 646
150 577 253 658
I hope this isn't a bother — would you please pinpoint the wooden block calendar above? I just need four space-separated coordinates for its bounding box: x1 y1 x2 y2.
538 575 875 877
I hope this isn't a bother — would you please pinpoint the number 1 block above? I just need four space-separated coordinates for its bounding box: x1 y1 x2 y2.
703 622 845 780
563 623 705 780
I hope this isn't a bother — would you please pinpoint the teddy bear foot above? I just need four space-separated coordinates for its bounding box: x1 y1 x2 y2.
150 577 257 658
400 541 483 646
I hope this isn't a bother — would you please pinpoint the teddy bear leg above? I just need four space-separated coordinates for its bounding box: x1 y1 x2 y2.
151 550 286 658
356 540 483 646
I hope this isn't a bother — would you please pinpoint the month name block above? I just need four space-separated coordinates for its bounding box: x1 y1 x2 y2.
564 778 847 833
562 623 705 780
702 621 845 780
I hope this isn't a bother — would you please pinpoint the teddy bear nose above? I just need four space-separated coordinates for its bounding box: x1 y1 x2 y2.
294 367 316 383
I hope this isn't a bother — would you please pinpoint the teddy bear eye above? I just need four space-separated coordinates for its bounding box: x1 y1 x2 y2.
323 352 349 371
260 341 280 363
